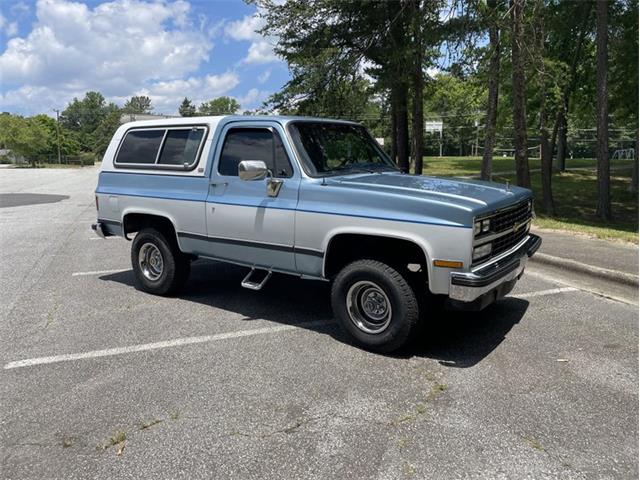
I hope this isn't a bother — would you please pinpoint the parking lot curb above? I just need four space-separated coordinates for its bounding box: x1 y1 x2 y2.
531 252 639 287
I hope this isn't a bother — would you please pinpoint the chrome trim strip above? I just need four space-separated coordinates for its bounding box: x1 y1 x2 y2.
471 234 531 273
450 257 527 302
473 219 531 246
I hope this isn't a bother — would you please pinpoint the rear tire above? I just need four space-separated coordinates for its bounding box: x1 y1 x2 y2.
131 227 190 296
331 259 420 353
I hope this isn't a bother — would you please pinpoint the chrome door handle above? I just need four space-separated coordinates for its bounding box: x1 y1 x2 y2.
210 181 228 187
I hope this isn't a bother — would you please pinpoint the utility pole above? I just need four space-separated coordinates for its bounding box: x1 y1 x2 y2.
53 109 62 164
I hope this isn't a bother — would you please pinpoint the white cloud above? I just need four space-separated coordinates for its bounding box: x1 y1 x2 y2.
244 39 278 64
257 69 271 84
225 14 264 41
224 12 279 65
110 71 240 112
10 1 31 15
0 11 18 37
236 87 270 109
0 0 214 114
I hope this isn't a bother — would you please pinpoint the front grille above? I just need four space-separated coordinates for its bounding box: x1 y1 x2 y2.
474 199 532 264
491 223 530 257
490 200 531 233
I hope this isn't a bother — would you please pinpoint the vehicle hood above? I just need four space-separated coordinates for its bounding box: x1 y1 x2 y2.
330 172 532 214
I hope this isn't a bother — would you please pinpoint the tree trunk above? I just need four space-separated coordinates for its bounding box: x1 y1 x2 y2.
481 0 501 181
630 136 638 194
595 0 611 220
397 82 410 173
552 4 592 171
391 88 398 164
536 0 555 215
556 104 568 170
411 0 424 176
511 0 531 188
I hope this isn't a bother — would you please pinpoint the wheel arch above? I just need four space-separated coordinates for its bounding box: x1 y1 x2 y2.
322 228 433 280
121 209 181 248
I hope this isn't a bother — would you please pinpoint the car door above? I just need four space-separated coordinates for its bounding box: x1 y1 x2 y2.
205 122 300 272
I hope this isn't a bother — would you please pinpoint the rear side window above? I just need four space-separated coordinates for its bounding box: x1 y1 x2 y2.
115 130 164 164
158 128 205 166
218 128 293 178
114 126 207 170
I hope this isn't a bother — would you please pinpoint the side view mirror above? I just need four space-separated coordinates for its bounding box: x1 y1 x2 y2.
238 160 268 181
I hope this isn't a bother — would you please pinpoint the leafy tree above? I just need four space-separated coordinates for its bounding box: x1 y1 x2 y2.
122 96 153 114
31 114 81 156
92 108 123 156
257 0 440 173
424 74 484 156
0 114 50 160
60 92 118 151
198 97 241 115
179 97 197 117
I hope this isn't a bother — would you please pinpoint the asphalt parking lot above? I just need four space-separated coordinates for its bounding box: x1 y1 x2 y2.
1 167 638 479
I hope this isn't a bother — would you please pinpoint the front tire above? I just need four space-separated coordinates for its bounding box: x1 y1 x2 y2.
131 227 190 296
331 259 420 353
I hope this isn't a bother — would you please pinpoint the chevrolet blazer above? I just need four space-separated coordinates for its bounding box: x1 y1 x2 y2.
92 116 541 352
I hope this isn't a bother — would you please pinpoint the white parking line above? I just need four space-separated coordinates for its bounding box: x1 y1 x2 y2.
72 268 129 277
511 287 578 299
4 321 330 370
525 269 638 306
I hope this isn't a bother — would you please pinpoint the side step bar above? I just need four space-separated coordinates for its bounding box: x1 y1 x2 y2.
241 268 272 291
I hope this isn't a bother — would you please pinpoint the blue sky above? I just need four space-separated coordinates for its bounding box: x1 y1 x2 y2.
0 0 291 115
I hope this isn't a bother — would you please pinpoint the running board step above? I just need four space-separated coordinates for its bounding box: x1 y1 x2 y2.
241 268 272 291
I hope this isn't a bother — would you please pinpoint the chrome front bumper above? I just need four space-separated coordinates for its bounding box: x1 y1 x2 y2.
449 233 542 305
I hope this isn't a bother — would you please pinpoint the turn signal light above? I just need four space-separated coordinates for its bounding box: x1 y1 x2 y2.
433 260 463 269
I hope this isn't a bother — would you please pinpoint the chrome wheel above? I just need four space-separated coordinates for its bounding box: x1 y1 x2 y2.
346 280 392 334
138 242 164 281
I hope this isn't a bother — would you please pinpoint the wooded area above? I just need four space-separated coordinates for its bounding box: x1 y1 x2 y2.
0 0 637 230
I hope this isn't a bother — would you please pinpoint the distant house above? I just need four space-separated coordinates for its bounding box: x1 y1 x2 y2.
119 113 179 124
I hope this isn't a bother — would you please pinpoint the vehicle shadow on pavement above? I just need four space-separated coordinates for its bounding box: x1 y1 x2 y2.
408 298 529 368
101 259 528 368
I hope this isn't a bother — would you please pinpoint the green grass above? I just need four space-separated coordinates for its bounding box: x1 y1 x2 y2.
421 156 638 243
422 156 633 177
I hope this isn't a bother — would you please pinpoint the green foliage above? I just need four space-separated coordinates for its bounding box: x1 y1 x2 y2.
122 96 153 114
0 114 51 158
179 97 197 117
424 73 484 155
60 92 120 151
92 108 123 156
198 97 240 115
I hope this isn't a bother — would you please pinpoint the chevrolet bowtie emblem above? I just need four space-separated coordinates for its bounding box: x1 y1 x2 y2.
513 222 520 233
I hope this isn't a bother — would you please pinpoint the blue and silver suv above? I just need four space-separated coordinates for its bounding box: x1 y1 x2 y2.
93 115 541 352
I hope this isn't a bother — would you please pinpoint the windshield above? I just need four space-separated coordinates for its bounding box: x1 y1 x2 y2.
287 122 397 177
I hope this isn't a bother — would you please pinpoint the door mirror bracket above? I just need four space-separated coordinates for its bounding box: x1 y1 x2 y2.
238 160 283 198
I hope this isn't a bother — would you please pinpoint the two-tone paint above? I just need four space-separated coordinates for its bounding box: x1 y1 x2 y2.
95 115 533 296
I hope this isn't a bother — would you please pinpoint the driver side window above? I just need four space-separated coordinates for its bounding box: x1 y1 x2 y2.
218 128 293 178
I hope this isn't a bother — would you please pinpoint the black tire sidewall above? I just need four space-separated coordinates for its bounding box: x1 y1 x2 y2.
331 260 419 352
131 228 179 295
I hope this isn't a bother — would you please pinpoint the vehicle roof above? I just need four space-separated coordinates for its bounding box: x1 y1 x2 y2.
120 115 361 129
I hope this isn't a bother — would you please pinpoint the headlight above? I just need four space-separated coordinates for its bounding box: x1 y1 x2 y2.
474 219 491 236
473 243 492 261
